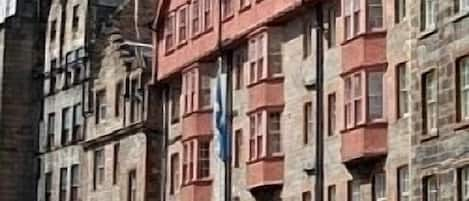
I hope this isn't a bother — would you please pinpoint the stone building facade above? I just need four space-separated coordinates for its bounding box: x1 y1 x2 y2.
37 1 163 201
0 1 50 201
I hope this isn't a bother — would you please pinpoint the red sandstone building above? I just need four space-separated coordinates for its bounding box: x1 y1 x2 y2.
152 0 409 201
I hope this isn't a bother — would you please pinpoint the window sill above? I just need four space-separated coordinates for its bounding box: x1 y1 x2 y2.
420 130 438 142
449 10 469 23
246 75 284 88
452 120 469 131
182 108 213 118
177 40 188 48
417 28 437 40
246 154 284 164
340 121 388 133
164 47 176 56
221 14 234 23
182 178 213 187
341 31 387 46
239 5 251 13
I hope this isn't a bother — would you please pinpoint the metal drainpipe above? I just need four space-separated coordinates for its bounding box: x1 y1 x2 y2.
315 4 325 201
161 84 169 201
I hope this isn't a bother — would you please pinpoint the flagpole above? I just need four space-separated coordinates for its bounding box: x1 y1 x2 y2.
224 52 233 201
315 4 325 201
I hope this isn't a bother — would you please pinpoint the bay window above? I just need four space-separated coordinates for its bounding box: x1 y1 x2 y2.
458 57 469 121
182 139 211 184
367 0 383 31
344 0 360 39
368 71 384 120
268 112 281 155
247 32 281 85
249 110 282 160
182 67 213 114
344 70 384 129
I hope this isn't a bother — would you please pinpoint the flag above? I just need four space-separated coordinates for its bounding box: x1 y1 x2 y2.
214 58 230 162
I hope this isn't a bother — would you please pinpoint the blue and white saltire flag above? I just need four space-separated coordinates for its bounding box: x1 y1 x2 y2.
213 57 230 162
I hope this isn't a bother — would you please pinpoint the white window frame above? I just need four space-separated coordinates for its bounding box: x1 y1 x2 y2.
425 176 438 201
460 0 469 12
424 0 437 30
398 63 410 118
367 71 384 121
461 166 469 201
267 111 282 155
374 173 387 201
398 166 409 201
424 71 437 134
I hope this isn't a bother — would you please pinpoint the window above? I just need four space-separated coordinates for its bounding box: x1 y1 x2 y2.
256 112 263 157
45 172 52 201
373 173 386 201
164 14 175 51
96 90 107 124
458 166 469 201
328 185 336 201
345 77 353 127
303 191 312 201
327 6 337 48
171 87 181 123
61 107 71 145
72 103 82 142
130 78 141 123
115 81 123 117
200 73 211 109
345 73 364 128
70 165 80 201
128 170 137 201
398 166 409 201
328 93 337 136
182 144 188 183
47 113 55 150
65 70 72 88
344 0 360 39
423 175 438 201
458 57 469 121
457 0 469 12
73 67 81 84
421 0 437 31
349 180 361 201
395 0 406 23
59 168 67 201
233 48 246 90
170 153 180 194
249 115 256 160
397 63 410 118
198 139 210 178
367 0 383 31
422 70 437 134
178 7 188 42
72 5 79 31
303 21 313 58
113 143 120 184
304 102 313 144
222 0 233 19
50 20 57 41
233 129 242 168
49 75 56 95
203 0 212 30
267 112 282 155
368 71 384 120
93 149 105 189
192 0 200 35
248 33 269 84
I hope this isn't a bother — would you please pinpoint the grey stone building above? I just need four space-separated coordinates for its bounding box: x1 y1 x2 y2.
408 1 469 201
0 1 50 201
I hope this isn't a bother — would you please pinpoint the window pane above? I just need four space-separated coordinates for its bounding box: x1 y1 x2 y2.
374 173 386 201
398 166 409 201
368 0 383 30
368 71 384 120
